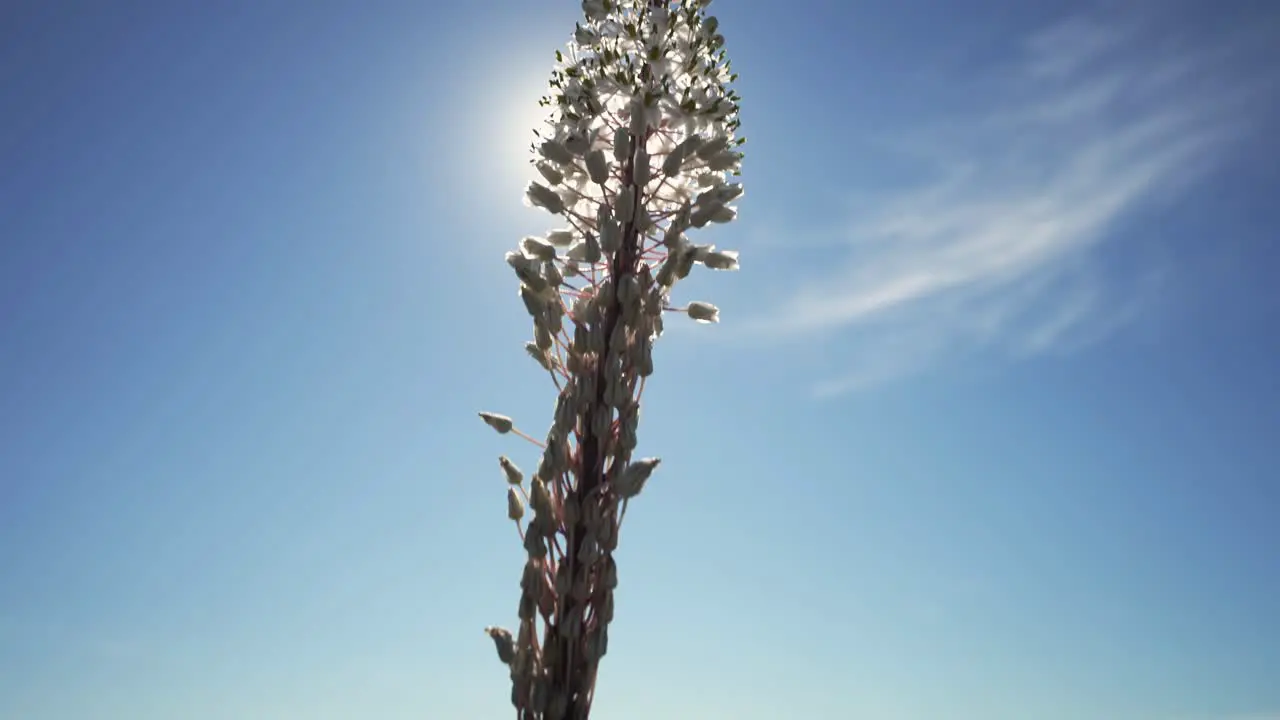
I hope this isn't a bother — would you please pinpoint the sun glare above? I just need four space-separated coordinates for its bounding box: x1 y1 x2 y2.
476 51 560 197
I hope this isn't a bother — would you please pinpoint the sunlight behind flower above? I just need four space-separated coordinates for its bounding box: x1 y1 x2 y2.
450 36 565 216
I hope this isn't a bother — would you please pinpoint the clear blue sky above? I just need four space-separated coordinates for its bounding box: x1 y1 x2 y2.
2 1 1278 719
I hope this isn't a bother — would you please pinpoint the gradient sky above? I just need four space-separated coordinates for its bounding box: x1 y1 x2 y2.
2 1 1278 719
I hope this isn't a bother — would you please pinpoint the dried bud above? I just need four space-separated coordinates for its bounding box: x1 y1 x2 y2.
520 284 547 317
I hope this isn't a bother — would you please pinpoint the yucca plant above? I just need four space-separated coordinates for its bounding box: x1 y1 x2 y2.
478 1 744 717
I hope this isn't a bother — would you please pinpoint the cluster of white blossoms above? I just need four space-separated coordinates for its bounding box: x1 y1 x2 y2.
478 1 742 718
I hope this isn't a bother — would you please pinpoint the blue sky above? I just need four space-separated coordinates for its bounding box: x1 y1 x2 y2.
1 1 1277 718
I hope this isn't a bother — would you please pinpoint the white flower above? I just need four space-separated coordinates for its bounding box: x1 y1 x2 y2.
485 0 746 697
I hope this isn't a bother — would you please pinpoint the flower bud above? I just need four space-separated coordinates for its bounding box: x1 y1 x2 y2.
706 149 741 172
507 487 525 521
613 128 630 163
540 140 575 165
702 248 739 270
525 182 565 215
599 590 615 623
520 559 541 590
555 560 571 597
599 217 621 254
507 252 549 292
708 205 737 224
628 97 648 141
614 457 660 499
585 625 608 662
531 477 553 518
614 185 635 226
546 229 574 246
632 147 651 188
521 236 556 261
689 202 719 228
500 455 523 485
602 556 618 590
485 626 515 665
574 24 597 46
544 260 563 288
686 301 719 323
564 609 583 640
662 145 685 177
479 412 514 434
554 390 576 432
586 149 609 184
523 526 546 557
534 321 554 351
525 342 553 371
518 590 536 620
562 493 580 528
695 135 729 160
535 161 564 186
676 249 696 279
578 535 600 565
564 132 590 156
676 134 704 158
520 284 547 317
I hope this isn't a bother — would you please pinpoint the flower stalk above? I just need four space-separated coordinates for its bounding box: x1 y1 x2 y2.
478 1 743 717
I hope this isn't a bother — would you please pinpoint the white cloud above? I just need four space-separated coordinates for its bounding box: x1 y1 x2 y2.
743 13 1267 395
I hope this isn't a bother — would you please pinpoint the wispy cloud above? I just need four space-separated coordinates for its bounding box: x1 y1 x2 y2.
744 13 1269 395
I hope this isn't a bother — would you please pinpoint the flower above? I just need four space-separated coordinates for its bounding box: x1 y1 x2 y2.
480 0 746 714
